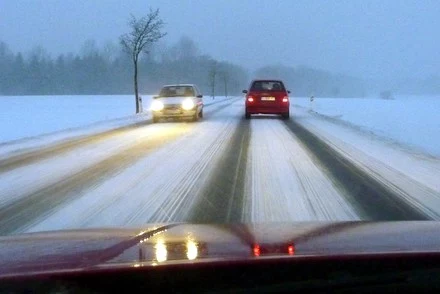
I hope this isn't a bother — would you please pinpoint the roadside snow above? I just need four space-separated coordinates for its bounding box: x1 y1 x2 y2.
293 95 440 157
293 105 440 218
0 95 143 143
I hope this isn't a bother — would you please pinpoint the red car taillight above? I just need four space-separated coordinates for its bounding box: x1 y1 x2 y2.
247 96 254 102
282 96 289 102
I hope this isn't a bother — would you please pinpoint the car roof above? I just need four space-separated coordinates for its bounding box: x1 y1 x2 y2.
162 84 196 87
250 79 284 83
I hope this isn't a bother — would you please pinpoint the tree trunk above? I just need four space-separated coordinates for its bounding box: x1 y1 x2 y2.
133 57 139 113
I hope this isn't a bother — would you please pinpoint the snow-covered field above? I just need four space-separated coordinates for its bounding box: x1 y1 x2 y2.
294 96 440 157
0 95 142 143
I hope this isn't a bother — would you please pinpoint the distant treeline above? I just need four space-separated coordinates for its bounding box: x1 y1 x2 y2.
1 37 439 97
0 37 248 96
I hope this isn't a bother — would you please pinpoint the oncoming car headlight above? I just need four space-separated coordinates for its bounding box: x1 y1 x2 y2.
182 99 195 110
151 100 164 111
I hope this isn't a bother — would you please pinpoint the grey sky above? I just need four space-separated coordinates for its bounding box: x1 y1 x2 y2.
1 0 439 79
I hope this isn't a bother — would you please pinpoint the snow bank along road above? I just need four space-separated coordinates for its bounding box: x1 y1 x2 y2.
1 98 440 235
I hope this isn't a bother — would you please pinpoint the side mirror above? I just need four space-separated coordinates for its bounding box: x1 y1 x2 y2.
287 90 291 94
197 94 203 98
242 90 248 94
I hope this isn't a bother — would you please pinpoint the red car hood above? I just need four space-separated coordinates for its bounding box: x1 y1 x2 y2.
1 221 440 278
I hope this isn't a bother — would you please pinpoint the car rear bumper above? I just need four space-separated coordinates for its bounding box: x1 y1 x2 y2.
246 106 289 114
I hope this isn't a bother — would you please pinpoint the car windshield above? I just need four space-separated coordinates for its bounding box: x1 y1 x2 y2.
160 86 195 97
1 1 440 274
250 81 286 92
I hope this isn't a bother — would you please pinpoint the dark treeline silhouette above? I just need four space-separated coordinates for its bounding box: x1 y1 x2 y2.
0 37 248 96
1 38 439 97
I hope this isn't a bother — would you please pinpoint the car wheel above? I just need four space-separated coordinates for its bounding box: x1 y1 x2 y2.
245 112 251 119
282 112 290 120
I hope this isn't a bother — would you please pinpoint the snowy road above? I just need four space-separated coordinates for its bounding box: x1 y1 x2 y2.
1 98 439 235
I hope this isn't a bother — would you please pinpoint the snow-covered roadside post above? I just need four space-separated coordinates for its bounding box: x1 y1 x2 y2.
139 96 143 113
310 95 315 112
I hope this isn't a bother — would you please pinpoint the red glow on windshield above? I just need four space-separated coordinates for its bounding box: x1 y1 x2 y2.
288 245 295 255
253 244 260 257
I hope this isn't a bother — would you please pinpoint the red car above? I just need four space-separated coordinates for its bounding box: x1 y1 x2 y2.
243 79 291 119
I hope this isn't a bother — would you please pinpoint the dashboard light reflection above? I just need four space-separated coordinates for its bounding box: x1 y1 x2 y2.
155 240 167 262
186 240 198 260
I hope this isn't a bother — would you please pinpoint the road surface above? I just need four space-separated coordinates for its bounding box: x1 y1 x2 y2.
1 98 439 235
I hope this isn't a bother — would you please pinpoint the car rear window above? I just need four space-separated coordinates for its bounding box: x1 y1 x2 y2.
250 81 286 92
160 86 195 97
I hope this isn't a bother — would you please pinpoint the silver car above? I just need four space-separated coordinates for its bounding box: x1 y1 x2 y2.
151 84 204 123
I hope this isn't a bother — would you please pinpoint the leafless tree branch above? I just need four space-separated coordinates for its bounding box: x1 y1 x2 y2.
119 8 166 113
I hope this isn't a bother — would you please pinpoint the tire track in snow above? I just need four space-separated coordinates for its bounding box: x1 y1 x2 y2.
187 117 250 223
292 111 440 219
0 124 192 235
0 125 169 208
0 100 236 210
0 121 149 174
283 119 429 220
21 99 243 233
0 98 234 174
244 118 359 222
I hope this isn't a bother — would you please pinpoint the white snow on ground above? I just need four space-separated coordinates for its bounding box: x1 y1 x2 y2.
293 105 440 219
24 100 243 232
0 113 147 160
0 122 193 208
0 95 229 159
294 95 440 156
245 118 359 222
0 95 144 143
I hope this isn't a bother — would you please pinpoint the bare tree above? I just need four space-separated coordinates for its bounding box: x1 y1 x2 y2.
209 61 217 99
120 8 166 113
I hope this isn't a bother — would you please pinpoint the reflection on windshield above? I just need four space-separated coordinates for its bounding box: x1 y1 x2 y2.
141 236 203 263
186 239 198 260
155 239 168 263
252 243 295 257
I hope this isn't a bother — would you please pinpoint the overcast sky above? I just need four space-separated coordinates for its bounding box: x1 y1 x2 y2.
1 0 439 79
